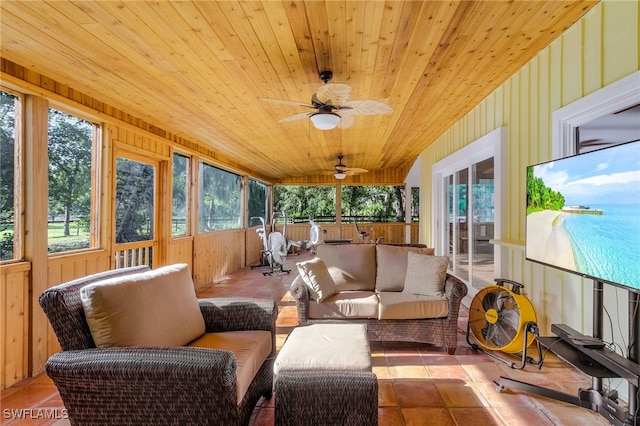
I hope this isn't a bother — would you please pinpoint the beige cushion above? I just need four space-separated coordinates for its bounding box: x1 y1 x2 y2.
274 324 371 374
402 252 449 297
189 330 272 404
377 292 449 319
296 257 337 302
316 243 376 291
80 264 205 348
375 245 436 291
308 291 379 319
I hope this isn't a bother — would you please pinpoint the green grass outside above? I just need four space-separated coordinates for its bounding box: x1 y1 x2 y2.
1 222 90 246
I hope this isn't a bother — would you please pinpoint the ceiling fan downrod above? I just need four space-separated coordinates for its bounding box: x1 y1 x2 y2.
319 70 333 84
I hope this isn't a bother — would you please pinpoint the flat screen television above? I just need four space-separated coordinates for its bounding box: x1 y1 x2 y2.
525 140 640 293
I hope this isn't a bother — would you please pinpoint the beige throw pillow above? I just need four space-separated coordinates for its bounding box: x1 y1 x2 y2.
80 263 206 348
296 257 338 302
402 252 449 297
376 244 436 291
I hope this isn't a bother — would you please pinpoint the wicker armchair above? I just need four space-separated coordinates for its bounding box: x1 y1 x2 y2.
39 266 277 426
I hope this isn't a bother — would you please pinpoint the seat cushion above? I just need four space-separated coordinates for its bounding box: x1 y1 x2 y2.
189 330 272 404
402 252 449 297
308 291 379 319
296 257 337 302
80 264 205 348
375 245 436 291
377 292 449 320
316 243 377 291
274 324 371 374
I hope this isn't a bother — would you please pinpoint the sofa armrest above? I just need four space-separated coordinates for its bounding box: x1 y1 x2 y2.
443 273 468 318
289 276 311 323
198 297 277 334
46 347 239 424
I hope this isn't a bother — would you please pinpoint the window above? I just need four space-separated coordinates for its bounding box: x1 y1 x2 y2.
198 162 241 231
171 153 190 237
115 157 155 243
411 187 420 222
342 185 406 223
248 179 268 227
273 185 336 223
47 108 97 254
0 90 19 261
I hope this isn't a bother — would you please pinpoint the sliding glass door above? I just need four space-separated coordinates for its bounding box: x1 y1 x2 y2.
443 158 494 288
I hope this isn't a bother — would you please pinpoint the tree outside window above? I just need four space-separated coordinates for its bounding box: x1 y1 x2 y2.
248 179 268 227
198 162 241 232
115 157 155 243
47 108 95 253
273 185 336 223
342 185 405 223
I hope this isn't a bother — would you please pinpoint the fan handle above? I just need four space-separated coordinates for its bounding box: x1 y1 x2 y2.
494 278 525 295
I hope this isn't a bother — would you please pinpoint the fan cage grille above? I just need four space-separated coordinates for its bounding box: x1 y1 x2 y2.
468 285 537 353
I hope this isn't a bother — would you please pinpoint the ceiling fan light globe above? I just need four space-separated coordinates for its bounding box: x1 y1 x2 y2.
334 172 347 180
310 112 340 130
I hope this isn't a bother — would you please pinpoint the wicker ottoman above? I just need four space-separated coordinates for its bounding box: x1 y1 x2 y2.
274 323 378 426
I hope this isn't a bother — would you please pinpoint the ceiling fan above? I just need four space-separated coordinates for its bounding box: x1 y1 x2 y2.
261 71 392 130
325 154 368 180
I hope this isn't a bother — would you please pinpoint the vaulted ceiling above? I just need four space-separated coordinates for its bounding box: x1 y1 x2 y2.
0 1 598 183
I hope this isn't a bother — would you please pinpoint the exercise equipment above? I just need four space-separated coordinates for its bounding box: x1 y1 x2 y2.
250 212 291 276
287 218 322 254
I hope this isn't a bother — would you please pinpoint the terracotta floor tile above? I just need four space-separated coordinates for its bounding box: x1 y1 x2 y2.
493 404 557 425
389 364 429 379
393 380 445 408
448 407 504 426
378 407 405 426
378 381 398 407
401 407 456 426
426 363 470 380
435 380 488 408
540 405 610 425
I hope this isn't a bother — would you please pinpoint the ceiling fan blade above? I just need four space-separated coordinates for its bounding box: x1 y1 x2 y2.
337 113 354 129
260 98 316 109
277 112 312 123
345 167 368 175
342 99 393 115
316 83 352 106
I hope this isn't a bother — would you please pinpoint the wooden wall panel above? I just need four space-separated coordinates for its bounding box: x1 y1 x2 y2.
419 0 639 341
0 264 30 389
245 228 265 267
166 238 194 271
193 229 246 291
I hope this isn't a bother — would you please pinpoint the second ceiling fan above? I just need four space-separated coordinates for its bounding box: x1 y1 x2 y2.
325 154 368 180
261 71 392 130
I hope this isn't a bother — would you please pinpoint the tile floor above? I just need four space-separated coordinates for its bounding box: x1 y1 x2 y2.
1 252 615 425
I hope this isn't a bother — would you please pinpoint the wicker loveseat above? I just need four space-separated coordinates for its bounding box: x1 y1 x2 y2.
290 244 468 355
39 264 277 426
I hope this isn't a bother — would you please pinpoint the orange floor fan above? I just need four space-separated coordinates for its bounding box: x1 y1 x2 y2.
467 278 543 369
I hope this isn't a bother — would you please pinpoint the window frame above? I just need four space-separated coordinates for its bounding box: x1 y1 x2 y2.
0 87 23 263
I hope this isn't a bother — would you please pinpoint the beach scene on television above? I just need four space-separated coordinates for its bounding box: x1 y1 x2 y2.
525 140 640 291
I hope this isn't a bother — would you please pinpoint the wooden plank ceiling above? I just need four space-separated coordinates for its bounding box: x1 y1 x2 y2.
0 1 598 184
